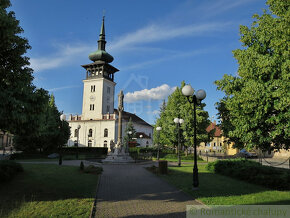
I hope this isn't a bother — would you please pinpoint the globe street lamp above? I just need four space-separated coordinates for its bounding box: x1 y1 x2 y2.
174 118 184 167
182 84 206 189
76 124 81 159
156 127 162 160
127 131 132 152
59 114 66 165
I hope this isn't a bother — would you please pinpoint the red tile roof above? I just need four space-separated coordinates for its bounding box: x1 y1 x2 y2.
206 122 222 137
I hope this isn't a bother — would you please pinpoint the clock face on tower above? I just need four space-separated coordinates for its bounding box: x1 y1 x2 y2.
90 95 95 101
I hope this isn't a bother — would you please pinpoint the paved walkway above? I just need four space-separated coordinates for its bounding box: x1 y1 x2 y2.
95 163 202 218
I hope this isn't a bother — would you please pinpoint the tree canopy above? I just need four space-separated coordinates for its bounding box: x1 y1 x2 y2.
123 117 137 147
0 0 35 134
1 0 71 152
215 0 289 151
154 81 213 149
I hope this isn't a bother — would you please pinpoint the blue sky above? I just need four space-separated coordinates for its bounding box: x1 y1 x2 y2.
10 0 268 125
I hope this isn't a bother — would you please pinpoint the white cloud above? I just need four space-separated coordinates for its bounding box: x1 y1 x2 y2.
48 85 80 92
30 44 92 72
124 84 176 103
29 1 237 73
109 22 231 52
122 48 211 71
202 0 257 17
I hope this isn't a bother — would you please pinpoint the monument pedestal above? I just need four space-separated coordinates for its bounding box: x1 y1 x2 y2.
102 147 135 164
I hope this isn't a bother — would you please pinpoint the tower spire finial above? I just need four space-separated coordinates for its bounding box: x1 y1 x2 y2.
99 15 105 41
97 15 106 51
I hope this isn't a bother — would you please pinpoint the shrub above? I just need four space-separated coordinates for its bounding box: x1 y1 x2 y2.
80 161 84 171
163 153 203 161
83 165 103 174
207 159 290 190
10 153 48 160
0 160 23 183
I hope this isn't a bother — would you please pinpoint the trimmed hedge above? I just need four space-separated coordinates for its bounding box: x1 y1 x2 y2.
0 160 23 183
163 153 203 161
10 153 48 160
129 147 175 157
62 147 108 155
207 159 290 190
10 147 108 160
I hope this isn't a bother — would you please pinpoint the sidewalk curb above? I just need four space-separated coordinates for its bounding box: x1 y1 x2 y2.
90 173 102 218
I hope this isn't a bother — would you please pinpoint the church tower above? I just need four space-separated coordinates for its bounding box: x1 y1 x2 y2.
81 17 119 120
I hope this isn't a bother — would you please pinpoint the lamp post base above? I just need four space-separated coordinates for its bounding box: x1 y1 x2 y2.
192 187 199 191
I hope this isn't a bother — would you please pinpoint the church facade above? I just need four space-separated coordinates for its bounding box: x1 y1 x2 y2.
67 17 153 149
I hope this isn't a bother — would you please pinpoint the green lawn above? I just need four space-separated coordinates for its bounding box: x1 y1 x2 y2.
158 164 290 205
152 157 205 163
0 164 99 217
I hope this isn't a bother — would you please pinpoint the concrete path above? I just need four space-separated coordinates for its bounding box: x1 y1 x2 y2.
95 163 202 218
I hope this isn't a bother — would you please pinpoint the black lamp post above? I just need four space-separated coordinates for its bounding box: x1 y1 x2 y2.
156 127 162 160
174 118 184 167
76 124 81 159
1 131 5 156
127 131 132 153
182 84 206 189
59 114 66 165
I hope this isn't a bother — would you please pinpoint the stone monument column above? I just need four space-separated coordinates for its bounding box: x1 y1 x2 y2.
117 90 124 148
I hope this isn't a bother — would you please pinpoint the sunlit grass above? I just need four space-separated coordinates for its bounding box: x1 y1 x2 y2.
158 164 290 205
0 164 99 217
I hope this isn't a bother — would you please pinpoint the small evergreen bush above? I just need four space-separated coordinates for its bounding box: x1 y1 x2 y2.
80 161 84 171
207 159 290 190
83 165 103 174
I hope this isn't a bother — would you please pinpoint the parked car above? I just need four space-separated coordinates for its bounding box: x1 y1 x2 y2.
239 149 257 158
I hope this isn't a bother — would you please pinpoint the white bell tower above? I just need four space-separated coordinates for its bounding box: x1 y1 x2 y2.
81 17 119 120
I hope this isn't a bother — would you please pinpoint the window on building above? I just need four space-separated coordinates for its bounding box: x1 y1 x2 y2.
149 133 151 138
104 128 108 137
91 85 95 92
74 129 78 137
214 142 216 147
88 129 93 137
88 140 92 147
220 143 222 146
104 140 108 147
107 87 110 94
106 105 110 113
90 104 94 111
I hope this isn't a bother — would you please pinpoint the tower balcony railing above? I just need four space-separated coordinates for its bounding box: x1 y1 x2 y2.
102 114 115 120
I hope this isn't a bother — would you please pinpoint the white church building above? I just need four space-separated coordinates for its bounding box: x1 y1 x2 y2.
67 17 153 149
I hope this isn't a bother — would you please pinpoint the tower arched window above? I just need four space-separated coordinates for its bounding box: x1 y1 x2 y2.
104 128 108 137
104 140 107 148
88 129 93 137
88 140 92 147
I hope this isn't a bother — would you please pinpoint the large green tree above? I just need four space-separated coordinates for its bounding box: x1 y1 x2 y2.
0 0 36 134
154 81 213 150
1 1 71 151
14 94 71 152
215 0 289 151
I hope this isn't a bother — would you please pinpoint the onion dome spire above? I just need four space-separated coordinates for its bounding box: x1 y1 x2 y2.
98 16 106 50
89 16 114 63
